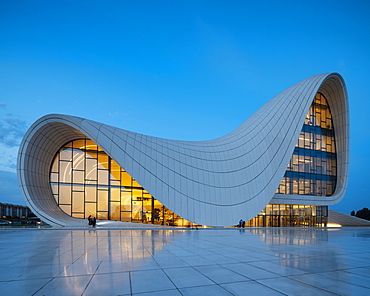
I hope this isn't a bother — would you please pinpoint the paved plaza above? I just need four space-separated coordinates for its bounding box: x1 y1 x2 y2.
0 227 370 295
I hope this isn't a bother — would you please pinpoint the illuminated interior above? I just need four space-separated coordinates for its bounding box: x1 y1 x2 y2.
245 204 328 227
50 139 199 227
276 92 337 196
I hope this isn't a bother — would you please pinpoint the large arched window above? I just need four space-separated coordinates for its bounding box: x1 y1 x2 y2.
50 139 197 227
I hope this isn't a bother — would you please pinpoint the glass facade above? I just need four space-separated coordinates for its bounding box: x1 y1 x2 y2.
244 92 336 227
50 139 198 227
276 92 337 196
245 204 328 227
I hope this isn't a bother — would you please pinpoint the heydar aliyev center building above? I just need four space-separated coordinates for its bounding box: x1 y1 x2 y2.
17 73 349 227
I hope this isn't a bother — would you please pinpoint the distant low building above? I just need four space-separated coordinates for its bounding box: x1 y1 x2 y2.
0 202 33 219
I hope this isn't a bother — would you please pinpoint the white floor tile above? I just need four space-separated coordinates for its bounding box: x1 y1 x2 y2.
130 269 176 293
163 266 214 288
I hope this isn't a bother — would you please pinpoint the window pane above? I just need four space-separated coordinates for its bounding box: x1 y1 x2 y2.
110 202 120 221
85 203 96 218
97 212 108 220
110 187 120 202
97 190 108 211
121 171 131 188
73 170 84 184
59 184 71 204
110 160 120 181
132 189 142 201
98 170 108 185
51 183 58 194
59 162 72 183
120 211 131 222
85 158 97 181
72 191 84 212
51 154 59 172
132 200 142 221
98 153 109 169
73 139 86 150
50 173 58 183
121 190 131 211
73 150 85 170
85 186 97 202
60 148 72 161
85 140 97 151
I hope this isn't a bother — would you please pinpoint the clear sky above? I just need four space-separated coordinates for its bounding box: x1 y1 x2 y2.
0 0 369 215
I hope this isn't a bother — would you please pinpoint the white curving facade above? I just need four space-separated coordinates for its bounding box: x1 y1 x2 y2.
17 73 349 227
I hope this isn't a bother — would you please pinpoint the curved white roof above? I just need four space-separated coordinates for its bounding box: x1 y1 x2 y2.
17 73 349 226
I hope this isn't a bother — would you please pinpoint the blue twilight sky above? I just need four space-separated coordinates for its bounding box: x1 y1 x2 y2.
0 0 369 215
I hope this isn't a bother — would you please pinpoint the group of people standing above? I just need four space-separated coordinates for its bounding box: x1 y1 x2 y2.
238 219 245 228
88 215 97 227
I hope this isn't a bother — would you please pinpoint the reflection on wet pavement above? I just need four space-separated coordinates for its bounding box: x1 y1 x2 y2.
0 228 369 295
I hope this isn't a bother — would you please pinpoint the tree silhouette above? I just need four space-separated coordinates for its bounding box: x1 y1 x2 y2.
355 208 370 221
